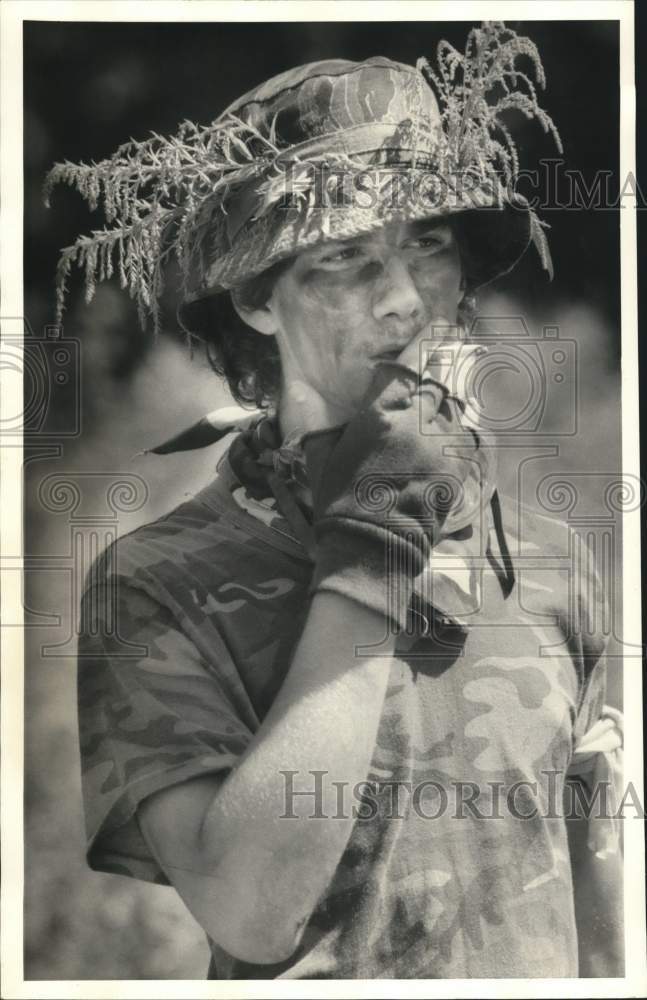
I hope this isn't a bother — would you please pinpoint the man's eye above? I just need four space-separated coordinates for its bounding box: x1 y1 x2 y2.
319 246 363 264
409 235 445 252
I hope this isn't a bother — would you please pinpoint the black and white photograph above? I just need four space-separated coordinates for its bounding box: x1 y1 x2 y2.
1 0 646 993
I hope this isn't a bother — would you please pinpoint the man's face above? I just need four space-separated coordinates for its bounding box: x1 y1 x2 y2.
248 218 464 422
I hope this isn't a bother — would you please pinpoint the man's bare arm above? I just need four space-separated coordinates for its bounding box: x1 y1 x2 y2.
137 591 394 965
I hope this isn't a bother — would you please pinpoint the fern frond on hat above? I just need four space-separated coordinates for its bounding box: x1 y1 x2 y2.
45 21 562 335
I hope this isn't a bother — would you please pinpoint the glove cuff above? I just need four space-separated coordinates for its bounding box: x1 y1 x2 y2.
310 521 428 631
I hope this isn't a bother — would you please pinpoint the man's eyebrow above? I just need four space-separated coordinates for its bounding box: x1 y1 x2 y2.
308 235 364 255
408 220 452 237
306 222 453 259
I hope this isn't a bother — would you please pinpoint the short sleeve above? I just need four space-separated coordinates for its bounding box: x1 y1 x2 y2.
77 563 254 886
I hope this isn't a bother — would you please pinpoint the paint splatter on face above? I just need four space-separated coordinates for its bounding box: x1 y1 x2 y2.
266 219 464 422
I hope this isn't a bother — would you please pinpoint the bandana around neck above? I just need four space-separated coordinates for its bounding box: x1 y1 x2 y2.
225 413 515 626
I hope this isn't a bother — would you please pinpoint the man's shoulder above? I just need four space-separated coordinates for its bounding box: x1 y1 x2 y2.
95 476 236 574
85 463 305 601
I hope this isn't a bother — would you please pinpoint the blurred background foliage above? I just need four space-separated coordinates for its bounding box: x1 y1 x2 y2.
23 18 621 980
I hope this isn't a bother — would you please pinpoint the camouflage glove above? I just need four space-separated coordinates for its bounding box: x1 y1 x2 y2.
303 345 493 629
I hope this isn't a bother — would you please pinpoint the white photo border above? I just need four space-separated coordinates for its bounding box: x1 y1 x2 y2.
1 2 644 998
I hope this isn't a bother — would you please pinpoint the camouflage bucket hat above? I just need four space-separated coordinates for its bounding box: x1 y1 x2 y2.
182 57 533 306
46 22 561 334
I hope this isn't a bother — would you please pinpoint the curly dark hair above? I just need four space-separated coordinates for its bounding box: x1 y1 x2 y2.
179 257 292 408
180 226 479 408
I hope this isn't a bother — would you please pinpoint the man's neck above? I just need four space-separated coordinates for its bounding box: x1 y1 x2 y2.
277 385 353 442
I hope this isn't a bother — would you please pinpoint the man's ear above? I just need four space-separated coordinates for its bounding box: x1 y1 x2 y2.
231 290 279 337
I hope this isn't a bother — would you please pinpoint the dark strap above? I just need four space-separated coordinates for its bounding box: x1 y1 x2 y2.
266 471 317 560
488 488 516 597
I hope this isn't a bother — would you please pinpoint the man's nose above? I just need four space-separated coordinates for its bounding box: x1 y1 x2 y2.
372 255 424 326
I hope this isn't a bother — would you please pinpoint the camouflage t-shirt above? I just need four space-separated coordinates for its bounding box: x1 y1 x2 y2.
77 453 607 979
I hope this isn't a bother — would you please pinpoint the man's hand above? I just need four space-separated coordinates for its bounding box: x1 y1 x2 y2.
303 324 494 629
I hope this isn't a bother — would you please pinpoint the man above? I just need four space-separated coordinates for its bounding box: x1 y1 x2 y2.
51 22 623 979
